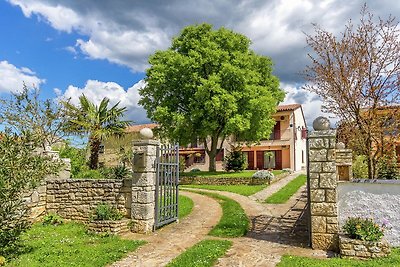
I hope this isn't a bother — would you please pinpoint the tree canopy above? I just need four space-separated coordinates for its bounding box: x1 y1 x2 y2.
304 5 400 178
140 23 284 171
0 86 67 149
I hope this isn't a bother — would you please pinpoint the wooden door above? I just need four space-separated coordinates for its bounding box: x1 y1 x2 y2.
256 151 264 169
247 151 254 170
275 150 282 170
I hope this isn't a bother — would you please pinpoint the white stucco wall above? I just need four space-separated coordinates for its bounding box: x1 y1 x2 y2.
338 180 400 247
293 107 307 171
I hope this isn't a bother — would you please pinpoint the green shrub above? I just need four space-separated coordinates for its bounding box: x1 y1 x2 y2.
0 133 60 258
352 155 368 179
56 144 87 178
42 213 64 226
376 155 399 180
224 150 247 172
252 170 274 182
343 217 384 241
92 203 124 221
100 166 131 179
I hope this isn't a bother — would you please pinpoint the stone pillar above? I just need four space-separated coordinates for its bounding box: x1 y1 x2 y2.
131 139 159 233
309 117 339 251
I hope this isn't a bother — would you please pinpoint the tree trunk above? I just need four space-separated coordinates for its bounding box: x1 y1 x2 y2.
207 136 219 172
89 137 101 170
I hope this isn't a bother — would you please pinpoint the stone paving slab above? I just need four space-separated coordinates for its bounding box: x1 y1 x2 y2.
110 191 222 267
250 170 306 202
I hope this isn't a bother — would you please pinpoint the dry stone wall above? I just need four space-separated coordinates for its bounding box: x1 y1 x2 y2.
179 172 289 185
46 179 132 221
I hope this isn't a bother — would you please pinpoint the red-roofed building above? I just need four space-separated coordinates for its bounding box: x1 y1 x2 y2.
100 104 307 171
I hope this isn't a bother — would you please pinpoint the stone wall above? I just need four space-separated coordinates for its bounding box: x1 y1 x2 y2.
46 179 132 221
179 172 289 185
308 128 339 251
339 235 391 259
338 180 400 247
24 183 47 222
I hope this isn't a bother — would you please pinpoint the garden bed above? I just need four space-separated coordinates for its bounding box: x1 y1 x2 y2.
88 218 131 235
339 235 391 259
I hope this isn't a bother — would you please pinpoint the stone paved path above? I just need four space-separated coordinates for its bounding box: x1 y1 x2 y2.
250 171 305 202
181 172 329 267
111 171 329 267
110 191 222 267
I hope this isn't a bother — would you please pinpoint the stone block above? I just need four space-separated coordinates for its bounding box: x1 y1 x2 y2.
326 217 338 224
132 172 156 186
312 233 339 251
310 178 319 189
311 189 325 202
134 191 155 204
309 149 327 161
309 162 322 173
326 223 338 234
341 249 355 256
309 173 319 179
309 138 325 149
311 203 337 216
130 219 154 234
325 189 336 202
131 203 155 220
311 216 326 232
319 173 337 189
322 162 336 172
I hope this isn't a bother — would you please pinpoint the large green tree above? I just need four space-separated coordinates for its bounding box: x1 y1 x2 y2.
140 24 284 171
63 95 131 169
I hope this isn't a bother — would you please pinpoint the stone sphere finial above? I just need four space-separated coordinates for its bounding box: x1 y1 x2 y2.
336 142 345 149
139 127 154 139
313 116 330 131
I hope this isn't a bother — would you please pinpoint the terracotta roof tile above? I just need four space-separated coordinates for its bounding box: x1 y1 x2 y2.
276 104 301 111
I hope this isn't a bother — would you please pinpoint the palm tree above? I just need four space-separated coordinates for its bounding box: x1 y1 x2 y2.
64 95 131 169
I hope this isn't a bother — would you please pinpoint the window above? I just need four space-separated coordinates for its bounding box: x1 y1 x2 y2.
302 150 304 163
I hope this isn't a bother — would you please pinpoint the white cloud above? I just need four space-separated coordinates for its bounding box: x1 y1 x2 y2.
0 60 44 93
61 79 149 123
281 82 338 128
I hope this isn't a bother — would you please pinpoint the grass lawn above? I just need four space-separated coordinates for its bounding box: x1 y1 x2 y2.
166 239 232 267
265 174 307 204
181 184 267 196
6 223 145 267
180 170 284 178
184 189 249 237
277 248 400 267
179 194 194 219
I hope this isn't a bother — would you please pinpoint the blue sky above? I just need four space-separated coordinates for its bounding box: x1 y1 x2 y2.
0 1 144 100
1 0 399 124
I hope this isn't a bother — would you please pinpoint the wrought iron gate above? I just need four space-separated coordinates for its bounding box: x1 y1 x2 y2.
154 143 179 229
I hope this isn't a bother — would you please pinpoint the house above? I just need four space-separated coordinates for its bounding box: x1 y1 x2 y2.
180 104 307 171
99 104 307 172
